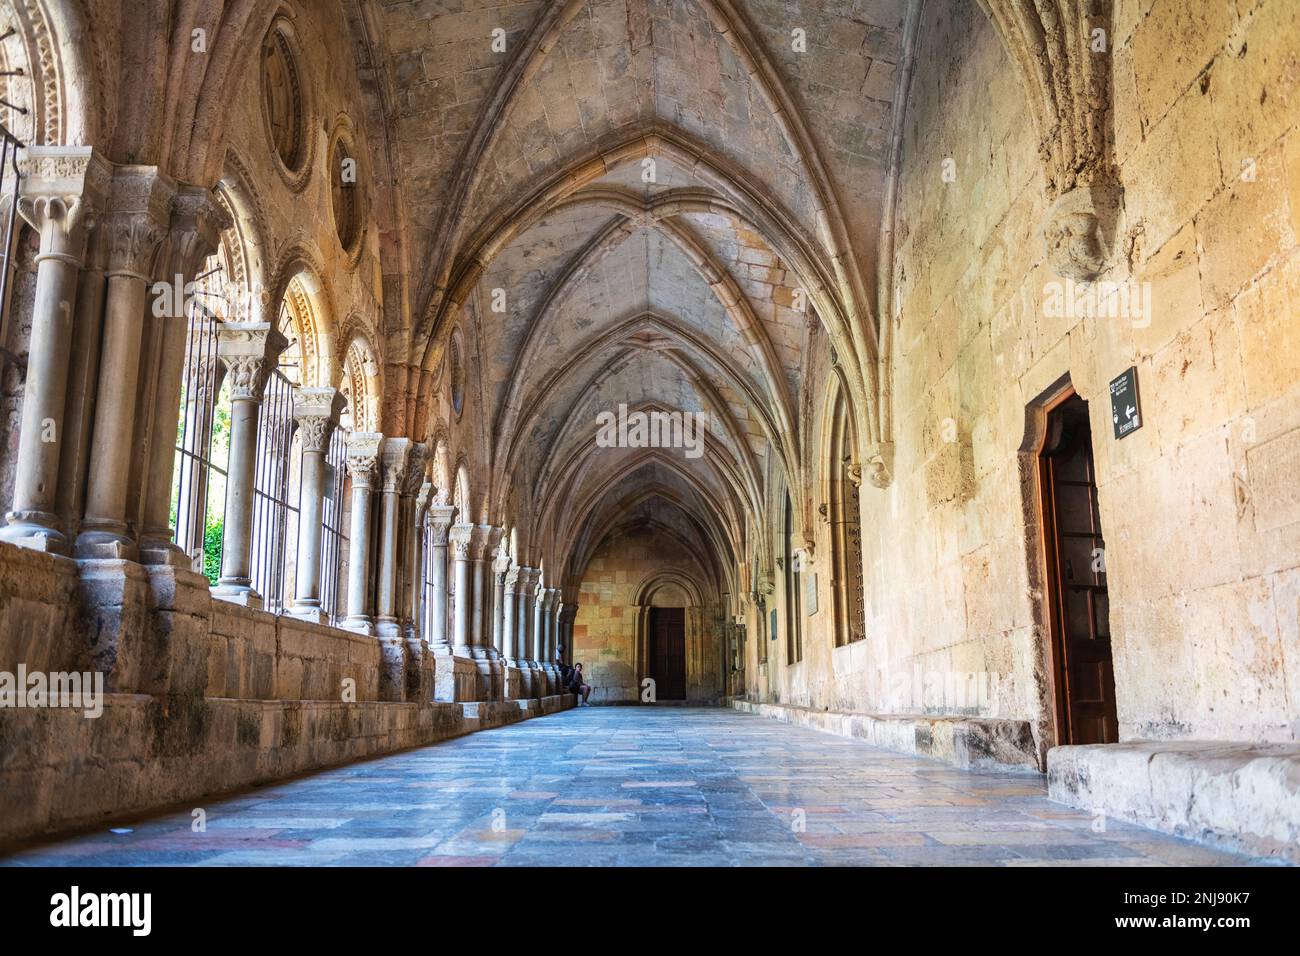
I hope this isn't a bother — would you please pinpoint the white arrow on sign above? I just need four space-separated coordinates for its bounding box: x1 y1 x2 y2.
1126 404 1136 419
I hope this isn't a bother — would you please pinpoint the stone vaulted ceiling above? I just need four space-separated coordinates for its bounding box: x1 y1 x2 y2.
373 0 907 586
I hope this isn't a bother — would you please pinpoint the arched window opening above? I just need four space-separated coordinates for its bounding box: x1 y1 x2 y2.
783 493 802 665
829 391 866 648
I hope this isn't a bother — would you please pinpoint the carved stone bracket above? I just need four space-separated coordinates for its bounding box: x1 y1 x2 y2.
865 439 894 490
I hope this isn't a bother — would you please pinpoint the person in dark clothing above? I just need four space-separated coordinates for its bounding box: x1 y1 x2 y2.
557 652 575 692
568 662 592 705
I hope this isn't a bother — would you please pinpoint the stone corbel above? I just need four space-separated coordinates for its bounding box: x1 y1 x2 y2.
864 440 893 490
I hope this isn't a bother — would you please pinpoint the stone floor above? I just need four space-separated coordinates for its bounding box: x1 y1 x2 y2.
1 707 1264 866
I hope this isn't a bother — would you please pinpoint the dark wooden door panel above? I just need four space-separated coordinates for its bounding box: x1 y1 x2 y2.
1041 396 1120 745
649 607 686 701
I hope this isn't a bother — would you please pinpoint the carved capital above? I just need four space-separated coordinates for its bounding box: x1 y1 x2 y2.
469 523 493 560
403 442 431 498
379 437 411 494
102 165 175 279
425 504 455 545
345 431 383 489
293 387 346 454
503 566 522 594
448 523 474 561
217 322 289 401
166 184 230 281
16 146 112 262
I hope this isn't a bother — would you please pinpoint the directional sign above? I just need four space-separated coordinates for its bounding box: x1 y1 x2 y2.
1109 366 1142 440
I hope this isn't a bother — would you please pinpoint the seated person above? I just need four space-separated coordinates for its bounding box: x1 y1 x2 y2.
567 662 592 706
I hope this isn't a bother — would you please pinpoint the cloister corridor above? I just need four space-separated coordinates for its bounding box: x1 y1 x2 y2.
0 708 1257 868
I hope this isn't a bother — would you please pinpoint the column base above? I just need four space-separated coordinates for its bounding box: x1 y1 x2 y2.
74 525 138 561
288 605 329 625
212 583 264 610
505 663 528 699
527 661 545 698
0 511 68 554
138 534 192 569
376 633 408 702
433 651 478 702
341 616 375 637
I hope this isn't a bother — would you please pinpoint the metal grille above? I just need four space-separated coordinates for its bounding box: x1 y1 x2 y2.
423 522 440 643
319 424 349 625
249 366 297 613
0 124 22 362
171 307 224 579
171 255 229 582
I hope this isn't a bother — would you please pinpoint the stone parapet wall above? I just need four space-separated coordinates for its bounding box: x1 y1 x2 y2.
0 540 576 846
0 692 575 848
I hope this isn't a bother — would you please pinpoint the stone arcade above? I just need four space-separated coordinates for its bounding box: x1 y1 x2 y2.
0 0 1297 866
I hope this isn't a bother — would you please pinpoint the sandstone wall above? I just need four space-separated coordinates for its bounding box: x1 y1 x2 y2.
751 0 1300 749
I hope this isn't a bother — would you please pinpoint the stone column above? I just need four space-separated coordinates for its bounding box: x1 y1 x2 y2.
210 322 288 606
1 147 108 552
398 442 430 637
424 504 454 651
375 438 410 699
408 476 433 639
520 567 540 697
533 583 550 695
546 588 563 688
449 523 474 657
491 547 509 658
341 432 381 634
75 165 175 559
289 388 345 622
138 185 227 566
481 526 505 700
502 565 523 698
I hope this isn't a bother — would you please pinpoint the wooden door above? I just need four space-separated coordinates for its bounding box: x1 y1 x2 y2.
1040 395 1119 745
648 607 686 701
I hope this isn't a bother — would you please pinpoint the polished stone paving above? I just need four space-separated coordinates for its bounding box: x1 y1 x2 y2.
1 707 1261 866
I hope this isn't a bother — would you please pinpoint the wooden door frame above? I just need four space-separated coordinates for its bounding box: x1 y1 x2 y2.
1017 373 1077 765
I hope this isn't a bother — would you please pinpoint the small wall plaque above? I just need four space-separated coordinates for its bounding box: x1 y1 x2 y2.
1109 366 1142 440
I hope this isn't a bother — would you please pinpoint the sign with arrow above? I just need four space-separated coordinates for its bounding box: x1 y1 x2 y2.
1109 366 1143 440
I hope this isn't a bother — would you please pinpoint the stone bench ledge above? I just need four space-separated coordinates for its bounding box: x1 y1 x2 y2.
1048 741 1300 864
732 699 1040 773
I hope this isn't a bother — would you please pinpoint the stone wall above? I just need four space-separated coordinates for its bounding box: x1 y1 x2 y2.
572 524 725 704
751 0 1300 751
